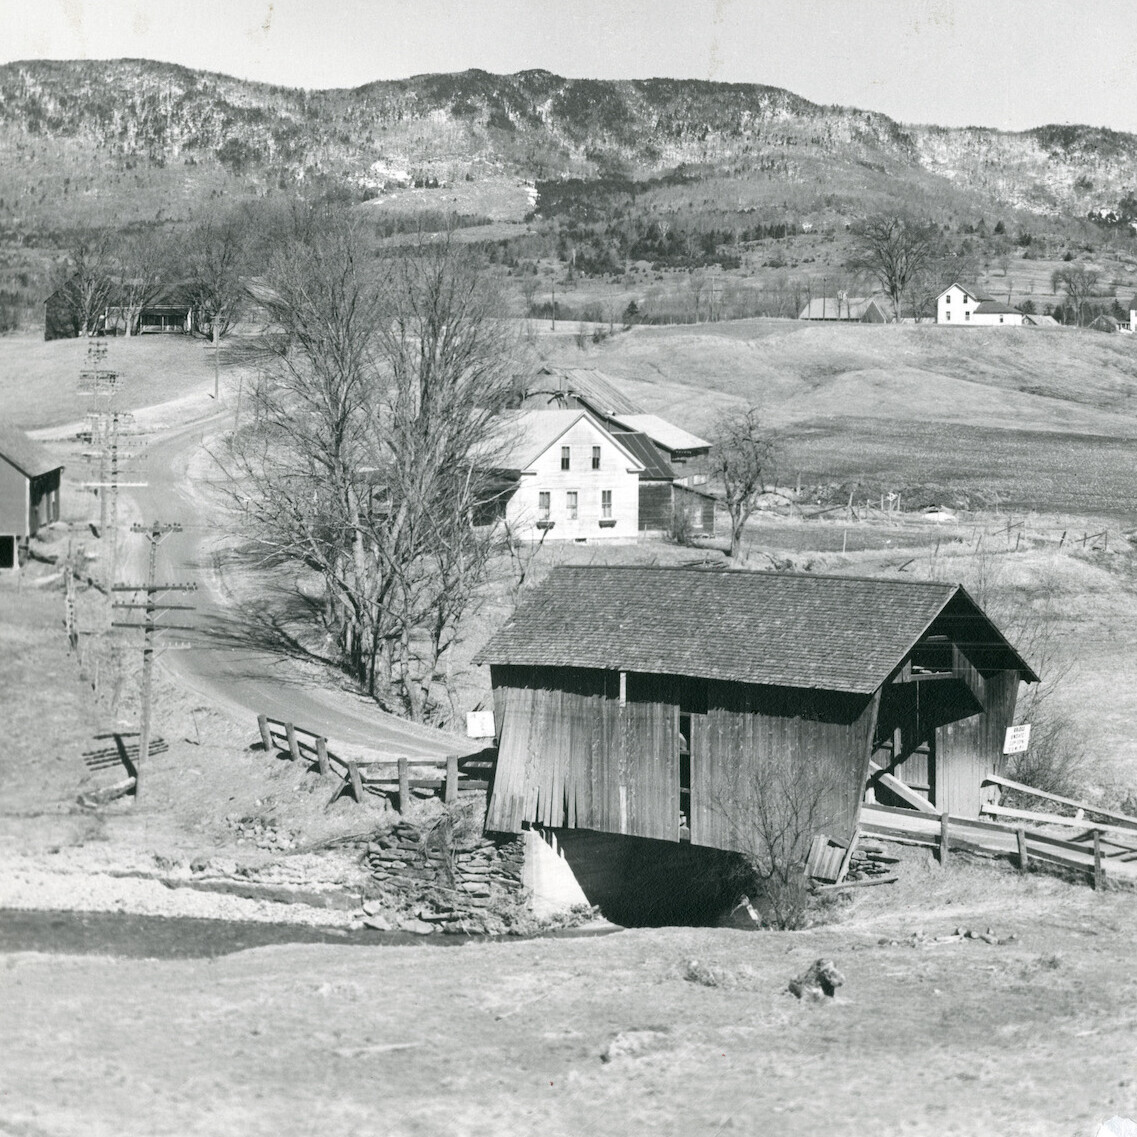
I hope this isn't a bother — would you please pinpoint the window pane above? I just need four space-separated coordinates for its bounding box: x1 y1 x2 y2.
591 446 601 470
538 491 550 520
601 489 612 518
561 446 570 470
566 491 578 519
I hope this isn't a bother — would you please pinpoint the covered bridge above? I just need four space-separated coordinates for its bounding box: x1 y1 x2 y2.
478 567 1036 856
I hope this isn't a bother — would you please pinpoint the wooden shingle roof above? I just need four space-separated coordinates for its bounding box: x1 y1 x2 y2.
0 422 61 479
478 566 1036 693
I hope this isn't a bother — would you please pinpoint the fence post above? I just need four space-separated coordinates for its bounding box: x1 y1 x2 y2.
285 722 300 762
1093 829 1104 891
315 737 330 777
348 761 364 802
445 754 459 804
939 812 950 866
1016 827 1028 872
257 714 272 753
398 756 410 813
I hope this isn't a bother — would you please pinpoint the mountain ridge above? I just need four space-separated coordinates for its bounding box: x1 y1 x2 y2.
0 58 1134 229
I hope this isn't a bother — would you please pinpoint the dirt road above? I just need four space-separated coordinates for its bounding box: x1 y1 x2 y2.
117 414 475 761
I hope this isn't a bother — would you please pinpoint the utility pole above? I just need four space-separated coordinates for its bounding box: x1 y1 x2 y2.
111 521 196 800
78 341 147 587
82 410 147 589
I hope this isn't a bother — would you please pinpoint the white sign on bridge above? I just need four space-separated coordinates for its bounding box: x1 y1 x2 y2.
1003 724 1032 754
466 710 496 739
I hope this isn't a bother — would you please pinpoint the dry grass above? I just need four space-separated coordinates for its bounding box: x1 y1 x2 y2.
0 333 246 429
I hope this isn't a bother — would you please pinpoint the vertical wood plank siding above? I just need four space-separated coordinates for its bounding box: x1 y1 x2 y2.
936 669 1020 817
487 665 875 848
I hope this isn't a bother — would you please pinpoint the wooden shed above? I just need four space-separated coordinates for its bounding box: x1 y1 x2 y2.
478 567 1036 856
0 423 63 569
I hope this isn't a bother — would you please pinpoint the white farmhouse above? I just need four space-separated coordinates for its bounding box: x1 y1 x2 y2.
481 409 645 541
936 283 1025 326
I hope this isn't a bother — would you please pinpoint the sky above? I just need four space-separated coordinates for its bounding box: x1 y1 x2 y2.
3 0 1137 133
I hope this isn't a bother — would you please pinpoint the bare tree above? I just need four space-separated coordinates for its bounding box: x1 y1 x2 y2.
848 215 942 323
185 218 248 396
709 405 777 559
221 214 516 721
712 758 840 929
111 230 170 336
52 234 115 336
1051 265 1100 327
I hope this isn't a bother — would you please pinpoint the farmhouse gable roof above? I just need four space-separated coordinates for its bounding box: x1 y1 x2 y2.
487 410 646 474
478 566 1037 693
0 422 61 479
937 282 994 303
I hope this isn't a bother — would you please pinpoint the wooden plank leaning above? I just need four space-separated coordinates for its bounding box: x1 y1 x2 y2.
983 774 1137 830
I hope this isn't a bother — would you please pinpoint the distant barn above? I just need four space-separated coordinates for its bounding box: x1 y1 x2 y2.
0 423 63 569
479 567 1037 858
45 281 196 340
798 296 890 322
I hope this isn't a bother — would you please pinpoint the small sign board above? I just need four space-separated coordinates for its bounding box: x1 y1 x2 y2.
466 710 496 739
1003 724 1031 755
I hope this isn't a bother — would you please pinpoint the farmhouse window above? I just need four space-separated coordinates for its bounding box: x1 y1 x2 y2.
566 491 578 520
561 446 571 471
601 489 612 518
999 316 1004 323
946 294 951 303
592 446 601 470
965 311 970 321
538 491 551 521
946 312 951 321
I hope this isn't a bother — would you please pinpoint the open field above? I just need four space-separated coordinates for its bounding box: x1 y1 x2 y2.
4 858 1137 1137
4 318 1137 1136
0 333 249 430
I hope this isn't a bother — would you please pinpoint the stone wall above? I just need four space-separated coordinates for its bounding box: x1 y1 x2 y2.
364 821 526 934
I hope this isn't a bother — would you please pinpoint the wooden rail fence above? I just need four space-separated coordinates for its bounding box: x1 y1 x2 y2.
860 802 1137 890
256 715 490 810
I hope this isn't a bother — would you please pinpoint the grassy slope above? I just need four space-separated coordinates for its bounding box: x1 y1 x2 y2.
0 333 243 429
547 319 1137 518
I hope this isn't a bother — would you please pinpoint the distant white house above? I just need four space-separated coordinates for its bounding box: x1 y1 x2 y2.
1119 297 1137 334
798 295 890 323
936 283 1026 326
479 409 645 541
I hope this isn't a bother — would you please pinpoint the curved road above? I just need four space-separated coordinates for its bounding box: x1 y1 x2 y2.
119 414 476 761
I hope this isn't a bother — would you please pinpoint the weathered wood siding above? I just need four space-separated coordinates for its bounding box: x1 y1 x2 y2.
673 485 716 535
0 457 28 536
637 482 673 531
689 684 878 850
487 665 677 840
936 669 1020 817
487 665 877 850
29 469 60 535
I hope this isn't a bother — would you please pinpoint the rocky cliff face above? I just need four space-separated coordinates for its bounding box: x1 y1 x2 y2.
0 59 1133 223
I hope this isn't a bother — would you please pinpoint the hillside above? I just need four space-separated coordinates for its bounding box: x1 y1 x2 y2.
1 59 1136 231
543 319 1137 519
